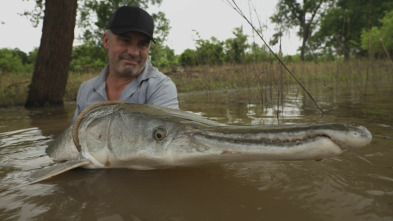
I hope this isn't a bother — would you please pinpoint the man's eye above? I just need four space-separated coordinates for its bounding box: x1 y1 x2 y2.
140 41 150 47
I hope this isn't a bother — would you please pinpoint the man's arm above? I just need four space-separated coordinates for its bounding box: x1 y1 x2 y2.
72 86 84 123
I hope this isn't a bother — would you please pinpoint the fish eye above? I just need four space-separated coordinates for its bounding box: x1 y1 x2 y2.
153 128 166 141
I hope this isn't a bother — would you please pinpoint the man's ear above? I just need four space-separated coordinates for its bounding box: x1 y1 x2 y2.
103 32 109 50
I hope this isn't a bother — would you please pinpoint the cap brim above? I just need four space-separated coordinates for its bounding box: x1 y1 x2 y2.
111 27 156 44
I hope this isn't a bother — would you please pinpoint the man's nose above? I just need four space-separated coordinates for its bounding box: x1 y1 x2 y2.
127 44 139 56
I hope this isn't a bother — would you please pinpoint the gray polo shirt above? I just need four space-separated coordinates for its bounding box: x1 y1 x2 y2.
73 61 179 121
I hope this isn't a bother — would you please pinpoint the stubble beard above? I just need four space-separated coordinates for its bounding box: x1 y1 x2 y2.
116 55 145 77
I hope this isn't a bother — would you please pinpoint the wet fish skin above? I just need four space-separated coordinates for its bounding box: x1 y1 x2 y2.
46 103 372 170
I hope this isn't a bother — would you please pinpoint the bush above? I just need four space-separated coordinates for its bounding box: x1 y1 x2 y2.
70 42 107 73
0 48 33 75
150 45 178 68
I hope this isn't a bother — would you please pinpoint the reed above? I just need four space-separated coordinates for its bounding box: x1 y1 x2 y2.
0 59 391 107
170 59 391 91
0 73 30 107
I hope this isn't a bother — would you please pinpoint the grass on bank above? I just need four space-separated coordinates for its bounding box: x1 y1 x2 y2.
0 59 392 107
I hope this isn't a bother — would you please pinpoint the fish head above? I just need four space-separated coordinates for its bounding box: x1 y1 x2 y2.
315 123 372 150
79 104 209 169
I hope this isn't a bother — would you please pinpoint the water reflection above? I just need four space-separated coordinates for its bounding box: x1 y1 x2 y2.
27 103 75 137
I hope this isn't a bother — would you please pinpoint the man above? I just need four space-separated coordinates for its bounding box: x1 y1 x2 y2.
73 6 178 121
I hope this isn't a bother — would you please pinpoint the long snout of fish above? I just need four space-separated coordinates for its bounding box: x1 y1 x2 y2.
167 124 372 162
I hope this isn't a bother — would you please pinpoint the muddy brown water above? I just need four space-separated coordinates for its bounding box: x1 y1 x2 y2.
0 83 392 221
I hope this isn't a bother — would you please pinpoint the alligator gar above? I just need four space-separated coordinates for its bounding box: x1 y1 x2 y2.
28 101 372 183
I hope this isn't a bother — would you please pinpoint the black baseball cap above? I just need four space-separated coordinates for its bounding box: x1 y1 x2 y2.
107 6 155 43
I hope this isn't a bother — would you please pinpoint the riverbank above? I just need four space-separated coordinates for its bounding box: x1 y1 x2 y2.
1 59 392 107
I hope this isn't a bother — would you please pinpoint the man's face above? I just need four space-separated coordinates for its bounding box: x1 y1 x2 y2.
103 31 151 77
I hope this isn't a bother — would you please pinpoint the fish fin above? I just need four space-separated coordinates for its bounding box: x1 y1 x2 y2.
26 158 90 185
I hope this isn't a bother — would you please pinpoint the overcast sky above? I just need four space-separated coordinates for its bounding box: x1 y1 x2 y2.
0 0 301 55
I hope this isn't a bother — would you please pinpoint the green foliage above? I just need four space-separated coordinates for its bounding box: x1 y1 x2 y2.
313 0 393 60
224 27 249 64
150 45 178 68
194 36 225 65
70 41 107 73
177 27 270 67
361 10 393 56
0 48 35 75
361 27 383 53
150 11 171 45
270 0 331 61
27 48 38 64
0 73 30 107
282 54 301 63
245 43 271 63
21 0 44 27
178 49 198 67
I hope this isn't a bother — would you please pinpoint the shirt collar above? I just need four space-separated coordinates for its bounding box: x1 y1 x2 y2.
135 60 153 83
92 65 109 99
92 61 154 99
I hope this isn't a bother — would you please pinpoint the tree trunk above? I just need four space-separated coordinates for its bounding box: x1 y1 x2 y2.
25 0 78 107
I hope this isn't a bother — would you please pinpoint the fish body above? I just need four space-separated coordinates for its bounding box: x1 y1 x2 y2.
30 102 372 183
